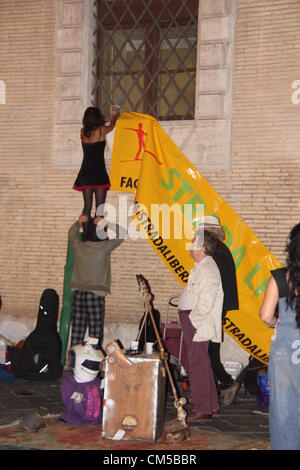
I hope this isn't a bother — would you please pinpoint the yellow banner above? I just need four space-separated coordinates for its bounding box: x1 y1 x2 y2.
110 112 281 363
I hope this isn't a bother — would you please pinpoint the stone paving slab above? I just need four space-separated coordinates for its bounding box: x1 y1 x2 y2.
0 377 270 450
0 418 269 451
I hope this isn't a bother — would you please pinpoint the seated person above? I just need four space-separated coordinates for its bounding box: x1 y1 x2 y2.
9 289 63 381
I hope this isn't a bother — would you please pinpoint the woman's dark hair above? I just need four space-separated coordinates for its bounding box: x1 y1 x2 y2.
82 107 105 137
286 222 300 328
83 217 107 242
84 218 99 242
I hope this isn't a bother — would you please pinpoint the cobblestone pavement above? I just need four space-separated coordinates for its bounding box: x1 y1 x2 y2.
0 376 269 450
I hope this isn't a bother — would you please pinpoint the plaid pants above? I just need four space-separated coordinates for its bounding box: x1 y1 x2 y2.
71 290 105 347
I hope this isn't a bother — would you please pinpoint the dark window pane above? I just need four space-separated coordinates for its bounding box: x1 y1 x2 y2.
94 0 198 120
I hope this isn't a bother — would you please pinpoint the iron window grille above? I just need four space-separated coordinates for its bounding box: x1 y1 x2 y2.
93 0 198 121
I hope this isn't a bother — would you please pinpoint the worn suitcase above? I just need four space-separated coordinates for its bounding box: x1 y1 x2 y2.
102 353 166 441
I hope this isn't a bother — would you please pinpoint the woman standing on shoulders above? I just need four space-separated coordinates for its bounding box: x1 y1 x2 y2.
73 105 120 239
259 223 300 450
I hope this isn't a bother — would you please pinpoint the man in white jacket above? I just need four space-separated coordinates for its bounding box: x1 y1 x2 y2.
179 230 224 421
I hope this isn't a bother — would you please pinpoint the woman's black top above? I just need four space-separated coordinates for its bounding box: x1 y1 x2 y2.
271 267 288 298
73 140 110 190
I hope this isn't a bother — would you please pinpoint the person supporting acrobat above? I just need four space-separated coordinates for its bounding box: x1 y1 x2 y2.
68 214 126 348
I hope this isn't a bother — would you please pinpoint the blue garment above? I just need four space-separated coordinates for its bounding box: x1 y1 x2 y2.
257 370 270 409
0 366 14 382
268 297 300 450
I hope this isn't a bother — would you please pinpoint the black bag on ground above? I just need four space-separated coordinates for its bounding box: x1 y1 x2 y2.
9 289 63 381
138 308 160 352
236 356 266 395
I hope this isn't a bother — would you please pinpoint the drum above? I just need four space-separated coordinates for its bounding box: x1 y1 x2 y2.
102 352 166 441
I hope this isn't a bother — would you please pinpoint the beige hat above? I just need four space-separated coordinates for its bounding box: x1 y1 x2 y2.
194 215 221 228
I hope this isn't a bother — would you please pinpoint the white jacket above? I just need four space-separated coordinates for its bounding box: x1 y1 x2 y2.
187 256 224 342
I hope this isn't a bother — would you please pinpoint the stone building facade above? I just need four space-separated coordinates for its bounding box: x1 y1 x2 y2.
1 0 300 362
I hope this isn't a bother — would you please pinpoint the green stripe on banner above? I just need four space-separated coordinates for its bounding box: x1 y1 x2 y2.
59 239 75 366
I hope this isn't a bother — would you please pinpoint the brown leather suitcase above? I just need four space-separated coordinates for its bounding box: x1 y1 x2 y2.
102 353 166 441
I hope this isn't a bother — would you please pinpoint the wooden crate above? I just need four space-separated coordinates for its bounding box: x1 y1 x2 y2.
102 353 166 441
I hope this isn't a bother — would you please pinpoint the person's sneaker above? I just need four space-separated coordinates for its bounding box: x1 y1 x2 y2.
221 381 241 407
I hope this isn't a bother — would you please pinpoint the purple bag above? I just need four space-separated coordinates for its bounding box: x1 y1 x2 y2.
60 374 102 425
